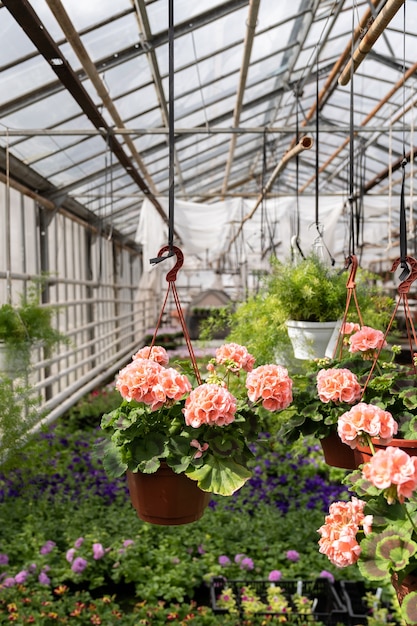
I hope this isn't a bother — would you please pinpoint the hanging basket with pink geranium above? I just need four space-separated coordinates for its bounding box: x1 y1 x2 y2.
99 342 294 498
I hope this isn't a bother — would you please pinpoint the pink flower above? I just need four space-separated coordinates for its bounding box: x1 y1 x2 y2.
153 367 192 407
342 322 360 335
362 447 417 503
183 383 237 427
215 343 256 372
349 326 387 355
338 402 398 449
316 368 362 404
116 357 191 411
268 570 282 582
190 439 209 459
92 543 106 560
245 364 293 411
71 557 88 574
66 548 76 563
318 497 372 568
132 345 169 365
116 358 163 404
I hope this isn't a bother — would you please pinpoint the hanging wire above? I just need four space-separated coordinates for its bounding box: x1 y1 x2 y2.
398 0 409 281
291 85 305 261
314 61 335 266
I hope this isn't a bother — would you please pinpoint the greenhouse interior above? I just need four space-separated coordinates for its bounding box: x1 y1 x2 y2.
1 0 417 624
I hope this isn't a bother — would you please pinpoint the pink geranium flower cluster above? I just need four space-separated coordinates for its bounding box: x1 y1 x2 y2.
318 497 373 568
116 350 192 411
214 342 255 372
316 368 362 404
348 325 387 357
338 402 398 449
363 446 417 503
184 383 237 427
246 364 293 411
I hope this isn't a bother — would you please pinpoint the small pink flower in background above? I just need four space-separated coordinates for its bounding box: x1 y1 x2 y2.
190 439 209 459
316 368 362 404
40 540 56 555
14 570 28 584
132 345 169 365
318 497 372 568
349 326 387 355
123 540 134 548
183 383 237 427
215 343 256 372
71 557 88 574
218 555 231 566
66 548 76 563
286 550 299 562
92 543 106 560
319 570 335 583
246 364 293 411
0 554 8 566
362 447 417 503
74 537 84 549
268 570 282 582
240 557 254 570
2 577 15 587
234 554 245 564
342 322 360 335
338 402 398 449
38 571 51 585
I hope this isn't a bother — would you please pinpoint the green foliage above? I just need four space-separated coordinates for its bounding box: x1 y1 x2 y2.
0 375 42 471
224 255 394 366
0 278 68 368
266 255 348 323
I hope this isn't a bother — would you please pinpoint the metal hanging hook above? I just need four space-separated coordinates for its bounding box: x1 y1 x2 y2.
156 245 184 282
345 254 358 289
390 255 417 294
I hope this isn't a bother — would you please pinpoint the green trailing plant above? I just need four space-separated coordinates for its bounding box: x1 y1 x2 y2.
0 278 68 370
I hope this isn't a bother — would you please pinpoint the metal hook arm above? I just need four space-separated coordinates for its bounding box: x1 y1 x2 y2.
345 254 358 289
390 255 417 294
156 245 184 282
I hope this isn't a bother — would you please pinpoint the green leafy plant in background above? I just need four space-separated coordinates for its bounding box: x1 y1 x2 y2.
211 255 394 366
0 277 68 370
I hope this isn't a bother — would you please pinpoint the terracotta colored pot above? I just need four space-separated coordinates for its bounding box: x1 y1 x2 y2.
320 431 356 470
354 438 417 467
126 463 210 526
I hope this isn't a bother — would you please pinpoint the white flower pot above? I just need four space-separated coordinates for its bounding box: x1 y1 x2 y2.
286 320 340 360
0 342 28 375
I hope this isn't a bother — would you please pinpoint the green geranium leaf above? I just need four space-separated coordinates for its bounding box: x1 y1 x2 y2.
130 434 166 466
401 590 417 624
101 440 127 477
186 456 252 496
359 529 417 581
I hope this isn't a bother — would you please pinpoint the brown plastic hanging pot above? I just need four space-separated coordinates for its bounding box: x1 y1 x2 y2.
126 463 210 525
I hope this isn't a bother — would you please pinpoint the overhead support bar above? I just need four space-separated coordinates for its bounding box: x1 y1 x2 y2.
226 134 313 251
338 0 406 86
2 0 178 238
0 125 412 137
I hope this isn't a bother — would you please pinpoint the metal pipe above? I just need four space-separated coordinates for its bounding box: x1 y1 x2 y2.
338 0 406 86
221 0 261 195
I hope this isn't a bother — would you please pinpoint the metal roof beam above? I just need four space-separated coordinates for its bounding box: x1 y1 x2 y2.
2 0 173 235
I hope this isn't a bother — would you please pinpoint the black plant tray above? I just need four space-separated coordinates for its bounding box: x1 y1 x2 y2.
210 576 348 625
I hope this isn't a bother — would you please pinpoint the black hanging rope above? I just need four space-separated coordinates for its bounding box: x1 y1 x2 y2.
399 0 409 281
151 0 175 267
